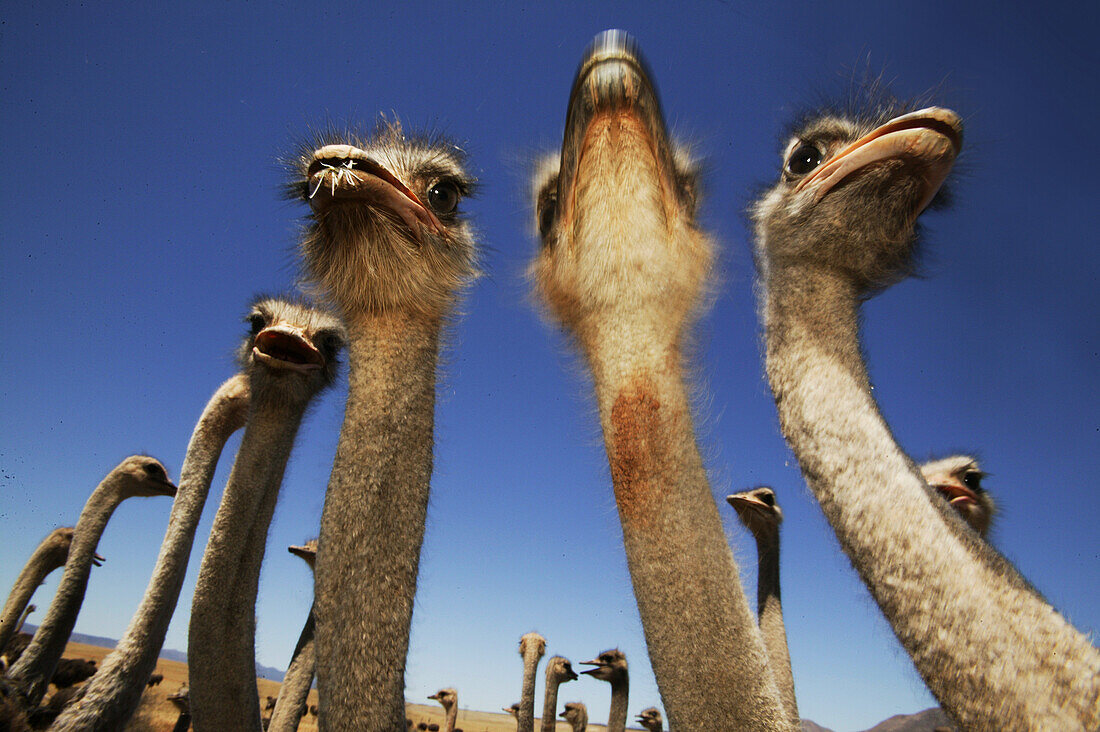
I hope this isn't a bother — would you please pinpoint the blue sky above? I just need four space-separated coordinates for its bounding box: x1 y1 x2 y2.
1 3 1097 730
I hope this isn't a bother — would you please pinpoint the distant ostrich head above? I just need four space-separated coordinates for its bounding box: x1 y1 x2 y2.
636 707 663 732
726 486 783 538
502 702 520 718
519 632 546 660
580 648 627 684
921 455 995 537
115 456 177 499
560 702 588 730
427 687 457 711
288 539 319 570
752 102 962 293
290 121 478 319
546 655 578 683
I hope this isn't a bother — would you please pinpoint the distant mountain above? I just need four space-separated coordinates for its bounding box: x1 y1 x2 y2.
22 623 287 682
801 720 835 732
863 707 955 731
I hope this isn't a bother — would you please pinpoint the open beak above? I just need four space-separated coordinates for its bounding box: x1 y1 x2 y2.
931 482 979 507
795 107 962 215
253 327 325 374
91 552 105 567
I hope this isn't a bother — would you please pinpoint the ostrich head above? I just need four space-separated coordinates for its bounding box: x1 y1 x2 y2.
519 632 547 660
560 702 588 729
502 702 520 718
114 456 177 499
288 539 318 569
580 648 628 684
921 455 995 537
752 102 962 293
291 121 478 320
529 30 710 345
546 655 578 684
239 297 345 403
726 486 784 539
636 707 663 732
427 688 457 711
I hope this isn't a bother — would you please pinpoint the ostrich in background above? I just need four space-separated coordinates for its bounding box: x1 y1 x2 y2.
6 457 176 708
267 540 318 732
921 455 995 538
291 119 479 729
529 30 790 730
541 656 577 732
727 487 799 728
580 650 628 732
752 98 1100 728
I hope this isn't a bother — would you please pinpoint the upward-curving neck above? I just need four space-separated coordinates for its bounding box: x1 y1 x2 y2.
188 392 311 732
762 261 1100 729
8 475 129 706
752 530 798 729
0 535 70 654
315 311 442 730
541 672 566 732
53 375 248 732
518 649 542 732
581 325 789 731
268 603 316 732
606 675 629 732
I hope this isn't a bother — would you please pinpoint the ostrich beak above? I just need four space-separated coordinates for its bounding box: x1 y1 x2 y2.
931 482 979 507
795 107 963 214
556 29 681 233
306 145 444 241
253 327 325 373
91 552 105 567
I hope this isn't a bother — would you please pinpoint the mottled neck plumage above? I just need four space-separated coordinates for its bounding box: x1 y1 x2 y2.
763 261 1100 728
0 532 71 654
53 375 249 732
752 530 798 729
268 603 316 732
8 474 129 705
188 392 313 732
315 312 441 730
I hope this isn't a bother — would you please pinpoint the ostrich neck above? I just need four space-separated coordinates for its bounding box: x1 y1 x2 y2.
188 393 311 732
605 677 629 732
52 375 249 732
763 261 1100 729
268 603 316 732
541 677 564 732
580 326 789 731
518 651 541 732
0 537 69 653
8 474 128 706
315 311 441 731
443 702 458 732
753 531 799 729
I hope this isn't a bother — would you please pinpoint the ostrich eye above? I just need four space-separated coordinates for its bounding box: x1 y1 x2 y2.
143 463 164 480
786 143 823 176
760 492 775 506
248 313 266 334
963 472 983 492
427 180 460 215
538 196 557 239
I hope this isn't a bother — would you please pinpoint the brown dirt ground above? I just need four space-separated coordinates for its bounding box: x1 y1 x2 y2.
55 641 615 731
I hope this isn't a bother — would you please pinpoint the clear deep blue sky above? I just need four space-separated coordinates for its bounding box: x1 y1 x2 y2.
2 3 1097 730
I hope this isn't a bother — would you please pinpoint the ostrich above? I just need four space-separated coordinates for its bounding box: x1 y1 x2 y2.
13 605 36 639
541 656 577 732
920 455 994 538
0 528 94 655
166 684 190 732
187 297 343 732
635 707 662 732
580 650 628 732
516 632 545 732
726 487 799 728
290 119 479 729
503 702 520 723
145 674 162 689
48 659 96 689
559 702 587 732
427 688 458 732
528 30 789 730
6 456 176 707
268 541 318 732
52 322 251 732
752 101 1100 728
